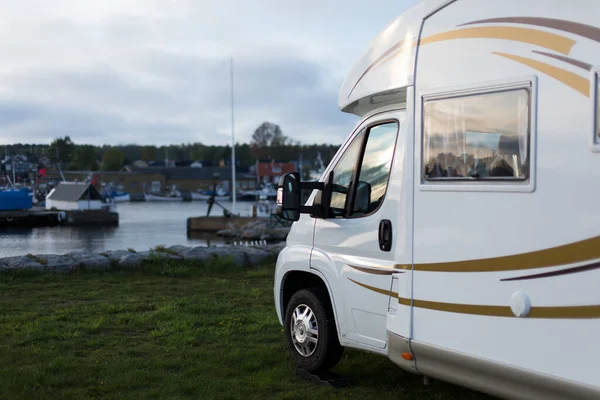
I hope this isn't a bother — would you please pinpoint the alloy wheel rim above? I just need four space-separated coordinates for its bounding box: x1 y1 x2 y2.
290 304 319 357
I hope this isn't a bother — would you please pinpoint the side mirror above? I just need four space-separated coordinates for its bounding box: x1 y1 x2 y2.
276 171 334 221
276 172 301 221
354 181 371 213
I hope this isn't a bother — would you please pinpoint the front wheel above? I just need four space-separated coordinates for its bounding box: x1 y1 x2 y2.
284 288 343 373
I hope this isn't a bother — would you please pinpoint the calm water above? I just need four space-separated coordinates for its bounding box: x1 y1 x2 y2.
0 201 257 258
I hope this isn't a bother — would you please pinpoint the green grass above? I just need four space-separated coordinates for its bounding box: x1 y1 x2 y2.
26 253 48 265
0 263 492 400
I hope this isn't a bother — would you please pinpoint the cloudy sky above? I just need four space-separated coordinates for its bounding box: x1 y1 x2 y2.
0 0 419 147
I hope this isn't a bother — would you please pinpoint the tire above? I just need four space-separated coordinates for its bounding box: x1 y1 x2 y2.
284 288 343 373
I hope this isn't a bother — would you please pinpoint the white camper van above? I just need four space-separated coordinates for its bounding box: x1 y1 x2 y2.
273 1 600 399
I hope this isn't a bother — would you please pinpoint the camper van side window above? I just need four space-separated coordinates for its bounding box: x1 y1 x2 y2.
423 88 530 181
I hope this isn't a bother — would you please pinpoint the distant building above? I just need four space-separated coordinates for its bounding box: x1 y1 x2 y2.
125 166 256 193
46 182 104 211
132 160 149 168
252 160 297 184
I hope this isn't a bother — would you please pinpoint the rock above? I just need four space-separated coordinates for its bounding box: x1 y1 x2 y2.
103 250 132 263
135 250 153 260
240 246 275 266
1 256 44 271
153 252 182 260
137 250 181 261
264 242 286 255
240 229 261 240
216 229 236 238
268 227 290 241
245 220 268 230
119 253 144 269
167 245 192 256
67 252 111 271
36 254 77 273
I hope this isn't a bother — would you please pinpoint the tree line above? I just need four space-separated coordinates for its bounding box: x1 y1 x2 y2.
2 122 341 172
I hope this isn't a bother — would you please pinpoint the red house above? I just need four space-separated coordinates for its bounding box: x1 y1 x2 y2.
254 160 297 184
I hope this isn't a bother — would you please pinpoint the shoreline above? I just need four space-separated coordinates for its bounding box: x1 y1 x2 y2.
0 242 285 274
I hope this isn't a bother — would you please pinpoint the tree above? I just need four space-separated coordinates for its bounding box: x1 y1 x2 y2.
191 146 204 161
251 122 288 147
72 145 98 171
48 136 75 164
102 147 125 171
223 144 232 161
141 146 157 162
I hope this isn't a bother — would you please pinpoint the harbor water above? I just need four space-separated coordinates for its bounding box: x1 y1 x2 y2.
0 201 257 258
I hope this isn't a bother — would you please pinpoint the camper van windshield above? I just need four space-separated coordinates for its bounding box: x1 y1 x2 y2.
423 88 530 181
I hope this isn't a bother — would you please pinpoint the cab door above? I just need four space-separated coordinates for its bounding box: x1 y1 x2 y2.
310 111 404 349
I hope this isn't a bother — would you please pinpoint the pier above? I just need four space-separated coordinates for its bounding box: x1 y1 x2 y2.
0 207 118 228
186 216 257 233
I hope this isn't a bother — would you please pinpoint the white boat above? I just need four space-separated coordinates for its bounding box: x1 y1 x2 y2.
113 193 130 202
144 193 182 202
240 184 278 201
190 192 230 201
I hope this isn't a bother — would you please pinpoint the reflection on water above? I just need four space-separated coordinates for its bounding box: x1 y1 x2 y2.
0 201 254 258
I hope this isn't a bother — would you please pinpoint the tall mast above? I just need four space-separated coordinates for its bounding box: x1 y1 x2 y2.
230 57 236 214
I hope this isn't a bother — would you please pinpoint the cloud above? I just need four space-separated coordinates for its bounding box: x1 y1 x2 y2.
0 0 419 146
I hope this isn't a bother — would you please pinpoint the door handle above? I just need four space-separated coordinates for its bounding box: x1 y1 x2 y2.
378 219 392 252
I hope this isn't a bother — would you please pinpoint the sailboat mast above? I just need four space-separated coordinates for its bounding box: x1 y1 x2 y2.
230 57 236 214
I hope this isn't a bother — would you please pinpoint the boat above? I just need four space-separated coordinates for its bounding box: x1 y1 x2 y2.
100 184 130 202
112 192 131 202
0 188 33 211
239 184 278 201
144 193 183 202
191 186 231 201
144 186 183 202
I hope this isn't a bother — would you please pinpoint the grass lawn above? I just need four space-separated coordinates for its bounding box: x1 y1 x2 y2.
0 262 493 400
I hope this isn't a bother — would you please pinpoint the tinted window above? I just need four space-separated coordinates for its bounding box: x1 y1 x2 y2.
423 88 530 181
329 130 365 216
352 122 398 215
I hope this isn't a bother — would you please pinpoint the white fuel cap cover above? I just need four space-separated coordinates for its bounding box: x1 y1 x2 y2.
510 292 531 318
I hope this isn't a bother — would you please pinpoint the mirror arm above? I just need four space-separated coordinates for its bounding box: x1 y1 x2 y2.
300 206 315 214
299 181 324 191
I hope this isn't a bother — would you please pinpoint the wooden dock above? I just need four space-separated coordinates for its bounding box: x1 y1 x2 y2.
0 207 118 228
186 216 257 233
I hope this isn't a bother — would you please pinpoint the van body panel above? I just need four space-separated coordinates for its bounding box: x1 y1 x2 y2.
311 110 407 349
410 0 600 389
337 4 422 115
389 331 600 400
273 244 315 325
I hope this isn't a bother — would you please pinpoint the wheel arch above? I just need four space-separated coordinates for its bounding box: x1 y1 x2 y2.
280 269 342 340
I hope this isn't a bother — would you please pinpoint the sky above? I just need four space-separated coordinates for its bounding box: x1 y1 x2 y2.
0 0 420 147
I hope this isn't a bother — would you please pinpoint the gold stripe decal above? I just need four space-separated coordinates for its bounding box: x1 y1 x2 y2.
396 236 600 273
349 278 396 297
420 26 576 55
493 52 590 97
349 279 600 319
348 265 398 276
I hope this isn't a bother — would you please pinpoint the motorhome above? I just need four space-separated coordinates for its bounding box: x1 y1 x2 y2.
273 1 600 399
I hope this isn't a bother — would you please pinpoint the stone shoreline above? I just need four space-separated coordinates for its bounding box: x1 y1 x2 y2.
0 242 286 274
